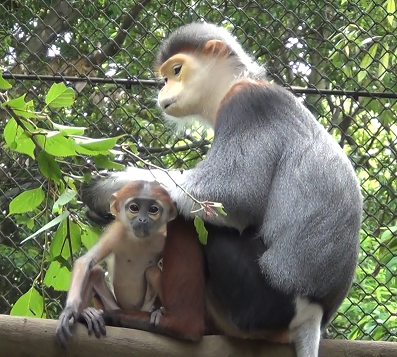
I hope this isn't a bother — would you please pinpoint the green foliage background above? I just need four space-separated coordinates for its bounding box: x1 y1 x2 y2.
0 0 396 341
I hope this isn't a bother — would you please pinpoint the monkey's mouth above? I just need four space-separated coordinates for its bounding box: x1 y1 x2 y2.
162 99 176 110
133 226 150 238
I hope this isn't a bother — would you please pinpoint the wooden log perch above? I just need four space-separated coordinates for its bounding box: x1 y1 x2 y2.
1 314 396 357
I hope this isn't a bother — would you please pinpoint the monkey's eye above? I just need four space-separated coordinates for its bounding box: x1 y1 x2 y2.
173 65 182 75
129 203 139 213
148 206 159 214
164 77 168 83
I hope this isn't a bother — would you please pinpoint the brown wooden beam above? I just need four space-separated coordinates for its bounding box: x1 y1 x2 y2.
0 314 396 357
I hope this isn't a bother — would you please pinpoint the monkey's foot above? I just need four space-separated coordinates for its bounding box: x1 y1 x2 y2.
149 306 166 326
78 307 107 338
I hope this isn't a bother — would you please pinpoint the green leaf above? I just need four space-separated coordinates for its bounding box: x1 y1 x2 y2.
216 205 227 216
394 47 397 65
15 133 36 159
380 225 397 242
128 142 138 154
20 210 70 245
9 187 45 215
357 43 378 83
52 122 86 135
387 0 396 26
385 257 397 282
4 119 37 159
50 219 81 259
45 83 75 108
2 94 27 111
4 118 18 147
378 44 389 81
0 72 12 90
10 287 45 318
75 145 111 156
2 94 38 118
38 151 62 183
194 216 208 245
50 220 67 259
36 133 76 157
81 223 100 249
68 221 82 256
52 189 77 214
73 135 124 151
94 155 125 170
44 261 71 291
26 219 34 230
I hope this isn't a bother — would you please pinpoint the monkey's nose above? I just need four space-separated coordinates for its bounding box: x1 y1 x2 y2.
138 217 148 223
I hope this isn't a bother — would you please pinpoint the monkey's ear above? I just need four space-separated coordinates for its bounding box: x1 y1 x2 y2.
109 193 118 216
202 40 229 58
169 205 178 222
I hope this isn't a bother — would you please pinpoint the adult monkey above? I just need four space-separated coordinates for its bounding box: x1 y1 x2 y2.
82 22 362 357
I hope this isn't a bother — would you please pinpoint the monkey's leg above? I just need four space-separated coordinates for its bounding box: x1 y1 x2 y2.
141 265 162 311
102 216 206 341
145 255 221 336
203 225 322 350
88 265 119 311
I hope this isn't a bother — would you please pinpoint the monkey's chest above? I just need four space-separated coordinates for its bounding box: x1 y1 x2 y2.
109 252 161 310
112 267 146 310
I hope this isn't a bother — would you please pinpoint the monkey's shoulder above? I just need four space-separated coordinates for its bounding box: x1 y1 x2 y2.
229 79 301 105
218 80 308 126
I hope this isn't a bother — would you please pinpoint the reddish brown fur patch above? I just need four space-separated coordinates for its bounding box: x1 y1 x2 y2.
219 79 270 109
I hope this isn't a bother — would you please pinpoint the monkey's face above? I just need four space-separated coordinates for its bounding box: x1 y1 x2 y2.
157 53 203 118
156 43 240 126
120 197 166 239
109 181 177 240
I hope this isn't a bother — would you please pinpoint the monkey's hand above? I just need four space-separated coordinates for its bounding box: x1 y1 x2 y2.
77 307 107 338
55 305 80 348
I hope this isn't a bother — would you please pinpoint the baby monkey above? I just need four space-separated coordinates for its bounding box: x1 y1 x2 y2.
56 180 177 348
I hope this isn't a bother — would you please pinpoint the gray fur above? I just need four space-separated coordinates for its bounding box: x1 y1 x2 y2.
83 22 362 355
155 22 266 80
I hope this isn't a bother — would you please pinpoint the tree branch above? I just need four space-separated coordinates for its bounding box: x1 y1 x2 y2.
1 315 397 357
89 0 152 65
23 1 79 60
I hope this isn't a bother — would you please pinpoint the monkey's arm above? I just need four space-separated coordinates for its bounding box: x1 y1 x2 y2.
75 265 120 340
56 220 125 348
82 265 119 311
82 87 281 231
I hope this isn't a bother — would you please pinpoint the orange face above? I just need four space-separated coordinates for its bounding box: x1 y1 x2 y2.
155 39 236 125
157 53 200 118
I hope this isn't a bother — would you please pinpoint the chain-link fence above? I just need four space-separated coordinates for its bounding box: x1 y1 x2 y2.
0 0 396 342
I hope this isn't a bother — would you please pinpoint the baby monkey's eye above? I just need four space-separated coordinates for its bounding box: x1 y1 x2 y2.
164 77 168 83
129 203 139 213
148 206 159 214
173 65 182 75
